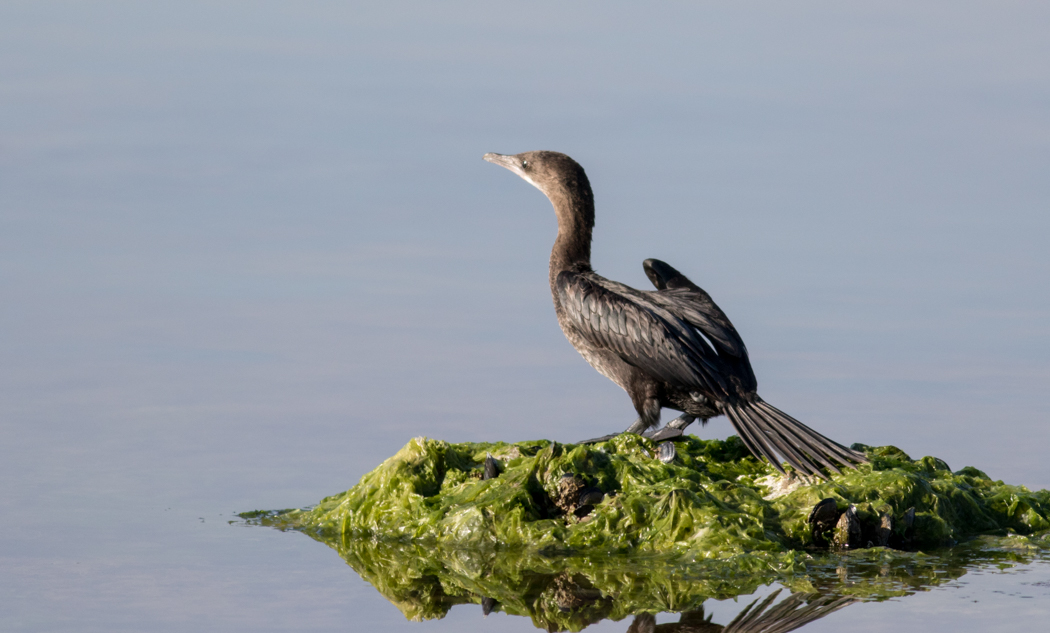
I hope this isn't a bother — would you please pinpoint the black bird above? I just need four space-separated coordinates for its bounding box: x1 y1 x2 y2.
483 150 866 478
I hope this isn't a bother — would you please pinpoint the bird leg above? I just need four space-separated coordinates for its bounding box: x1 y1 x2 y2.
624 417 649 434
666 413 696 431
577 417 645 445
645 414 696 442
577 413 695 445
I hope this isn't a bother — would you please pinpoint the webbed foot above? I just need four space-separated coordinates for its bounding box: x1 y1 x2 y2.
576 414 695 444
645 414 695 441
576 417 646 444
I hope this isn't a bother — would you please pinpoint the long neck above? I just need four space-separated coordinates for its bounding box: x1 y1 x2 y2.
547 186 595 287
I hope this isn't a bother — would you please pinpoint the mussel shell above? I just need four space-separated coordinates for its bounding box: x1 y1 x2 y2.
808 497 839 526
481 596 498 616
657 442 676 463
578 487 604 507
482 453 499 480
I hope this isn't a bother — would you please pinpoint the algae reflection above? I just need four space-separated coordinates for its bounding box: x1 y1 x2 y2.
242 434 1050 630
242 520 1048 631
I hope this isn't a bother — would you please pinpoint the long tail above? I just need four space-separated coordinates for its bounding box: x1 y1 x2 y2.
723 399 867 479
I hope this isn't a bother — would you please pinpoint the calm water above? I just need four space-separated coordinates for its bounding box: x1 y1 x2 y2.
2 2 1049 630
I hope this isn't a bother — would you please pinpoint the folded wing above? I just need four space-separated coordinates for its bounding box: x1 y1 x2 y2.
555 269 731 396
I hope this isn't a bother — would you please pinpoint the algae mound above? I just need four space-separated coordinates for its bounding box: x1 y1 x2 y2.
267 434 1050 558
243 434 1050 629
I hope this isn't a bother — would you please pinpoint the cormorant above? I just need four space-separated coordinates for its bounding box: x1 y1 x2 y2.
483 150 867 478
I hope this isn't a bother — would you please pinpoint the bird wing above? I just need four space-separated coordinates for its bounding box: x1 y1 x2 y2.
642 258 748 359
647 287 747 358
555 270 729 395
640 258 758 393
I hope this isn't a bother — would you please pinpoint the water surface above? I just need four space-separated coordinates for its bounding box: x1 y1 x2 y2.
2 2 1049 630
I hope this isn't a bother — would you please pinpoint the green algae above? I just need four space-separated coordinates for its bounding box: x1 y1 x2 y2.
243 434 1050 629
263 435 1050 555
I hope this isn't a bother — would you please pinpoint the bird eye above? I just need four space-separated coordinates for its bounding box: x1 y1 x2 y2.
521 159 529 169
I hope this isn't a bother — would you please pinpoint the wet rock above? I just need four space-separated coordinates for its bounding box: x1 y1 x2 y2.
833 505 862 550
551 573 604 613
555 474 586 515
809 497 840 547
657 441 676 463
558 481 605 520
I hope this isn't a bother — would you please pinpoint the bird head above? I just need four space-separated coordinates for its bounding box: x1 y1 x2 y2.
483 151 594 230
483 150 591 198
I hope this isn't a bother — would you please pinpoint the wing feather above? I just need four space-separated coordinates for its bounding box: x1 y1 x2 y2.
648 287 745 357
640 258 757 391
641 258 747 358
556 270 729 394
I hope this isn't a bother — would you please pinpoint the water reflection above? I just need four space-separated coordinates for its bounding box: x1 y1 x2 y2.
247 516 1047 632
624 590 852 633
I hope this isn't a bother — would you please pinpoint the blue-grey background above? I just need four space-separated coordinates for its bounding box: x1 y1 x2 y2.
2 2 1048 631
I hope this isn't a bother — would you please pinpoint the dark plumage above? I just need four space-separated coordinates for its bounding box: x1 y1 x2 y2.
625 588 854 633
483 150 866 478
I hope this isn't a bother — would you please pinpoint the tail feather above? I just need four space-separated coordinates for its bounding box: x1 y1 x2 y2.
757 401 865 467
738 404 834 475
749 404 845 475
724 406 786 476
724 401 867 479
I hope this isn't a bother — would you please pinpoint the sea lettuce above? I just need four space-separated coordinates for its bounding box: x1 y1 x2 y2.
243 435 1050 628
262 435 1050 555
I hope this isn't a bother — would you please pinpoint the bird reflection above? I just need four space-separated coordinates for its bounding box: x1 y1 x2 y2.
475 568 854 632
624 589 852 633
